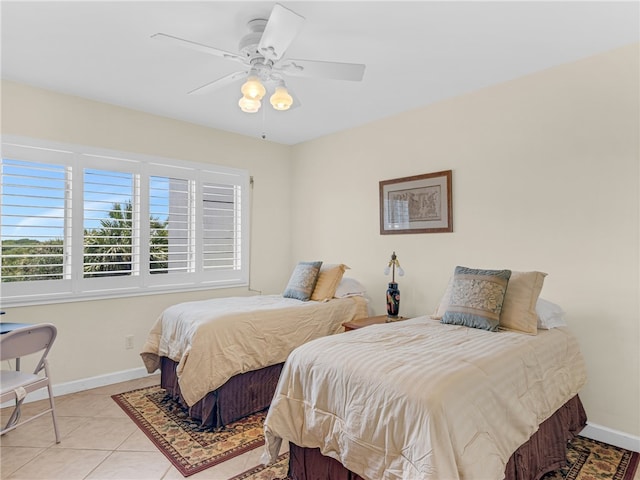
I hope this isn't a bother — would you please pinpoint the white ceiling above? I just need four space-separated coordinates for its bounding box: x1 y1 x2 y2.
1 1 638 145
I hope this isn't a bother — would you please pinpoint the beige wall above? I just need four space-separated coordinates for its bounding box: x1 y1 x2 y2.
0 80 293 383
1 42 638 439
290 43 640 437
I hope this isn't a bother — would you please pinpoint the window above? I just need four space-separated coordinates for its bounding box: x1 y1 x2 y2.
149 176 191 275
83 169 135 278
0 158 69 283
202 182 242 272
0 136 250 306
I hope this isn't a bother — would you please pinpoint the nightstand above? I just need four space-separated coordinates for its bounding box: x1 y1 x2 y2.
342 315 406 332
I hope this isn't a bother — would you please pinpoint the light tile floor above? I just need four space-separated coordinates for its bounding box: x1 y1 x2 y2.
0 376 280 480
2 377 638 480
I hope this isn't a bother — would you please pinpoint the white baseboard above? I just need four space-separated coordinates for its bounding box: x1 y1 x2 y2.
580 422 640 452
1 367 154 407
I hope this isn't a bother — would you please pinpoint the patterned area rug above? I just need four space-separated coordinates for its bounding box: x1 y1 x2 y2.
112 385 270 477
540 436 639 480
114 386 638 480
229 453 288 480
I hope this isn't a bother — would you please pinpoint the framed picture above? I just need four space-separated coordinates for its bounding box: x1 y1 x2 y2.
379 170 453 234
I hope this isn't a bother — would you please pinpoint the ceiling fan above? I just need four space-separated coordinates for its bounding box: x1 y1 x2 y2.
151 3 366 113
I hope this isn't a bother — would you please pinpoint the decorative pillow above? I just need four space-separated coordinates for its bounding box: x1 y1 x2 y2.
536 298 567 329
498 271 547 335
441 266 512 331
311 264 350 301
334 277 367 298
283 261 322 301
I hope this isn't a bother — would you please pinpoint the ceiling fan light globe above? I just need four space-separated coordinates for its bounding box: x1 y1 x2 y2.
270 86 293 111
241 76 266 100
238 96 261 113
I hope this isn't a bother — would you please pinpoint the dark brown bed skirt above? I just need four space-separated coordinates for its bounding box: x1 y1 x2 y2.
160 357 283 428
288 394 587 480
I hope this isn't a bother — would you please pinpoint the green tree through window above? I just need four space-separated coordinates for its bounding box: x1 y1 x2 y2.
1 203 168 282
83 202 168 277
0 239 64 282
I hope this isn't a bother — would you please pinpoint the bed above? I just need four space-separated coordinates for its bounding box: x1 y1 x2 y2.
263 317 587 480
262 268 588 480
141 263 370 428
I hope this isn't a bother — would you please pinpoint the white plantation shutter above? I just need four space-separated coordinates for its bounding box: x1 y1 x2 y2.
1 136 250 307
149 176 193 274
83 168 136 278
202 182 242 272
1 157 70 283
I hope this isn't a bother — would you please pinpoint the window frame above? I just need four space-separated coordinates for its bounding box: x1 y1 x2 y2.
1 136 250 307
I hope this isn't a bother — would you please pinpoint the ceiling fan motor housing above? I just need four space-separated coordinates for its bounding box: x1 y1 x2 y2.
239 19 267 58
239 18 275 82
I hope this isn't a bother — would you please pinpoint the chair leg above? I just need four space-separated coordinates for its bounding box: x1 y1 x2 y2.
4 398 25 430
46 382 61 443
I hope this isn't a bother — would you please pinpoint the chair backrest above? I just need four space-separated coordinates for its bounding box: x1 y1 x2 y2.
0 324 57 373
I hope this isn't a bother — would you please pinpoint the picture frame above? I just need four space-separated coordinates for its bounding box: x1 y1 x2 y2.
379 170 453 234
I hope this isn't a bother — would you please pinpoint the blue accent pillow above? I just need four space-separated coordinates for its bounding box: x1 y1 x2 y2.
441 266 512 331
283 261 323 301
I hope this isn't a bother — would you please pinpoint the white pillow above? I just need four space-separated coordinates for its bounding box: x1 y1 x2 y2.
334 277 367 298
536 298 567 329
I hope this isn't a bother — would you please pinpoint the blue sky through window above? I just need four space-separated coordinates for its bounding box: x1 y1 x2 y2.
83 168 134 231
2 160 172 241
1 159 66 242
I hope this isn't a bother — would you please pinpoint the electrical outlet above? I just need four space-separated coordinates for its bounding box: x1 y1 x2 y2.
125 335 134 350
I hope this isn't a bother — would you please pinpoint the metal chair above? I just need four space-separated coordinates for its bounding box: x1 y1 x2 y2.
0 323 61 443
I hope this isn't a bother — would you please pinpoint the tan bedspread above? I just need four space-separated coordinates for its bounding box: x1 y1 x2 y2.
263 316 587 480
140 295 368 406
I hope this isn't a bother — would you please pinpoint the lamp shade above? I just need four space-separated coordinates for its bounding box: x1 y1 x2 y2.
241 76 266 100
270 86 293 111
238 96 261 113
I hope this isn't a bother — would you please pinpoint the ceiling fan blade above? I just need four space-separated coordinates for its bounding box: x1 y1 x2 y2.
288 86 302 110
277 59 366 82
258 4 304 62
188 70 248 95
151 33 245 64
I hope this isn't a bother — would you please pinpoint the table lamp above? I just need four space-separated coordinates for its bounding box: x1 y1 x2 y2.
384 251 404 320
